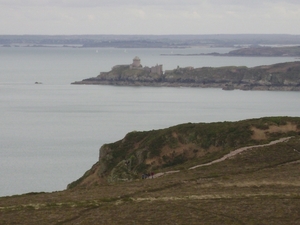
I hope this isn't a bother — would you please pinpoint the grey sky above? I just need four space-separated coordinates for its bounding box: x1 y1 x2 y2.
1 0 300 35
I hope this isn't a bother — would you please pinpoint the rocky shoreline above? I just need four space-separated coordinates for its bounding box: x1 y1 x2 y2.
72 60 300 91
72 80 300 91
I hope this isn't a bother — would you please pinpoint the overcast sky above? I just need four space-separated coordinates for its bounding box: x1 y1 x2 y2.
1 0 300 35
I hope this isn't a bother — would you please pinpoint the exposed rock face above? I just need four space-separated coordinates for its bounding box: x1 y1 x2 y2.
98 145 113 175
67 117 300 189
72 61 300 91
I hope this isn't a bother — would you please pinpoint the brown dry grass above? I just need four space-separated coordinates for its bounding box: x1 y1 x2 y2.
1 137 300 224
251 122 299 140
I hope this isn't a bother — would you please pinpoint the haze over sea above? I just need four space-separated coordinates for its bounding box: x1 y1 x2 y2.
1 47 299 197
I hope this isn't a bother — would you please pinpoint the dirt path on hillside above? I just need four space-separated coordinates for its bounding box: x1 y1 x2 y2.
152 170 180 179
152 137 291 179
189 137 291 170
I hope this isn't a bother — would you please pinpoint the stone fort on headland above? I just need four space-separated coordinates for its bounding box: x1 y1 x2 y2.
114 56 163 75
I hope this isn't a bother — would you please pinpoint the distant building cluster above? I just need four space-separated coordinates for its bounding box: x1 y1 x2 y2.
111 56 163 75
130 56 163 75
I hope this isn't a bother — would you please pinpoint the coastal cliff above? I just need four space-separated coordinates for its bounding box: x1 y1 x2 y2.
72 61 300 91
67 117 300 189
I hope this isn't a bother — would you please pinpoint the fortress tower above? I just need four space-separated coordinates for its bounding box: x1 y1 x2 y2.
131 56 141 68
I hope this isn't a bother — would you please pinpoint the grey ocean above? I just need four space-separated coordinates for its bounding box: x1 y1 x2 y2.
0 47 299 197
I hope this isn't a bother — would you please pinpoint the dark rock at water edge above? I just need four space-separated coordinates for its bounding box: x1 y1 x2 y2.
72 61 300 91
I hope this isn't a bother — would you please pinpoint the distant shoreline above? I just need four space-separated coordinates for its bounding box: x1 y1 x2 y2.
161 45 300 57
72 61 300 92
72 80 300 91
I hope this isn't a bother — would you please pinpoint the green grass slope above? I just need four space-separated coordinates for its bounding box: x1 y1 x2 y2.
68 116 300 189
1 121 300 224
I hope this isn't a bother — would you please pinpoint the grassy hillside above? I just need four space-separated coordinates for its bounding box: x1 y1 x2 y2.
68 116 300 189
1 117 300 224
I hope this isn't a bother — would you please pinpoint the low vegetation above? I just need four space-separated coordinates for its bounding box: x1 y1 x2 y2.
1 116 300 224
67 116 300 188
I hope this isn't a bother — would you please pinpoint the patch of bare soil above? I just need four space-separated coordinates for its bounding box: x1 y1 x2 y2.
251 122 298 140
267 62 300 73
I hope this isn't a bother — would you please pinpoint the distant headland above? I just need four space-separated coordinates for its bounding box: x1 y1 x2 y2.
72 57 300 91
162 45 300 57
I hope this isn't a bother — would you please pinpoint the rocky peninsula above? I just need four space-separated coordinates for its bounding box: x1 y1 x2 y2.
72 58 300 91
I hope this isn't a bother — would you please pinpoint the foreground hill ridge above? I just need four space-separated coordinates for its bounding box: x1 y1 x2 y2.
2 116 300 224
72 60 300 91
68 116 300 189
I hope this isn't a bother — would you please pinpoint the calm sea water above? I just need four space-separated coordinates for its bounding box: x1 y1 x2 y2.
0 47 299 197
